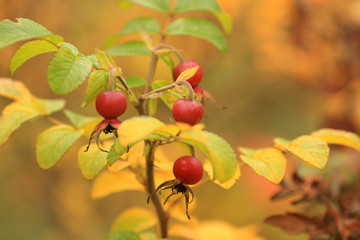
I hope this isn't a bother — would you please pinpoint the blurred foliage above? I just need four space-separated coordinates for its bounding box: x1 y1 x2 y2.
2 0 360 239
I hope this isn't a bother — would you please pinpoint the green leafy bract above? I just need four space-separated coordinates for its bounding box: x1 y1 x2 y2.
167 18 227 52
10 40 57 75
47 42 92 94
121 17 160 35
0 18 53 49
83 70 109 107
178 131 238 184
127 0 169 13
95 48 118 70
107 41 151 56
105 230 140 240
36 125 84 169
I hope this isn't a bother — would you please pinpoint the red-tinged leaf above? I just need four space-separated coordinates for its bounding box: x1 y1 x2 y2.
265 213 320 234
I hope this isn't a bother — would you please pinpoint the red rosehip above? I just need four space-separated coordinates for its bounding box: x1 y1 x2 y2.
173 60 203 87
95 90 127 119
172 99 204 125
173 156 203 185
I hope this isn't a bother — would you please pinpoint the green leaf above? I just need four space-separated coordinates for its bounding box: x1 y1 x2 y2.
33 97 65 114
107 41 151 56
0 78 32 100
95 48 117 70
111 207 156 233
104 34 122 49
212 11 233 35
0 18 53 49
159 55 175 80
174 0 221 13
167 18 227 52
127 0 169 13
239 147 287 184
107 139 129 165
78 144 109 180
63 109 96 128
42 34 64 45
125 76 146 88
311 128 360 151
10 40 57 75
173 0 233 34
120 17 160 35
178 131 238 184
87 54 101 68
118 116 165 146
105 230 141 240
83 70 109 107
0 101 41 146
47 42 92 94
36 125 84 169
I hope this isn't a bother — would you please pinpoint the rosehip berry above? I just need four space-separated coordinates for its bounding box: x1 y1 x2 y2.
95 90 127 119
172 99 204 125
173 60 203 87
173 156 203 185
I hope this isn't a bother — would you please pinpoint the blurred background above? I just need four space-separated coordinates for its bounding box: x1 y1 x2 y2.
1 0 360 239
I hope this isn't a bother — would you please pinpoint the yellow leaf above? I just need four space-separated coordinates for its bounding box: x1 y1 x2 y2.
170 221 265 240
311 128 360 151
107 160 132 173
196 222 265 240
91 170 144 199
118 116 164 146
273 138 290 151
110 207 157 233
0 78 31 100
288 135 329 169
175 66 199 82
239 147 286 184
203 159 241 188
78 143 112 180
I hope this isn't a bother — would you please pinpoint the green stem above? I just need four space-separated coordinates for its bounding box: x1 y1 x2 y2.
109 68 117 91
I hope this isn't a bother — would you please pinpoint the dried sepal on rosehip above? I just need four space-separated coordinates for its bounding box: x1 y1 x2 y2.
147 156 203 219
85 118 121 152
85 90 127 152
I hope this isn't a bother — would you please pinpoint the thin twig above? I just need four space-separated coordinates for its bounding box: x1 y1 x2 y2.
145 141 169 238
140 80 194 101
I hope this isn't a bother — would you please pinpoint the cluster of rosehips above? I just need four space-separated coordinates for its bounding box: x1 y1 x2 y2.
86 60 205 219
